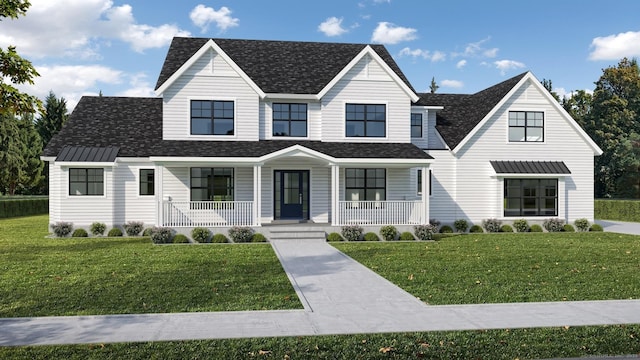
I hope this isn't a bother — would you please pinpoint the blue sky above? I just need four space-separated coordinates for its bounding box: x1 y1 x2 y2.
2 0 640 110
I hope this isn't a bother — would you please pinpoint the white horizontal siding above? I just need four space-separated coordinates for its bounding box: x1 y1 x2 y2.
58 167 114 227
112 163 156 226
427 111 447 149
426 150 459 223
163 167 189 202
260 100 322 141
311 166 330 223
235 167 254 202
48 163 61 223
410 107 428 149
162 75 260 141
454 79 596 222
321 56 412 142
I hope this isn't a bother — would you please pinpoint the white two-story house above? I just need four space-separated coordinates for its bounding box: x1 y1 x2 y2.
42 37 602 231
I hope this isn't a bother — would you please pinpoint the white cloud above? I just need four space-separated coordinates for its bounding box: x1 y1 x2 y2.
452 37 498 59
189 4 239 33
371 22 417 44
456 59 467 69
589 31 640 60
0 0 190 58
441 79 464 88
494 60 526 75
483 48 499 58
17 64 124 110
117 73 155 98
398 47 444 62
318 17 348 37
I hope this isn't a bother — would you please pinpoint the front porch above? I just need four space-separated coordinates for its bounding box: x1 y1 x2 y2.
153 142 432 228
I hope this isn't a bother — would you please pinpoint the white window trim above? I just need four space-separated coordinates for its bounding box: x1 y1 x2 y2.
506 109 547 144
187 96 238 139
342 100 389 141
138 168 155 197
65 167 107 199
267 101 311 140
187 166 237 202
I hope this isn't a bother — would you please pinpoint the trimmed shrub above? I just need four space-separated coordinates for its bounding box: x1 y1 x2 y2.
429 219 441 232
543 218 565 232
482 218 502 233
595 199 640 222
512 219 529 233
439 225 453 233
212 234 229 243
142 227 154 237
399 231 415 240
191 227 211 243
379 225 397 241
228 226 254 243
530 224 544 232
149 227 173 244
90 222 106 236
51 221 73 237
326 232 343 242
453 219 468 233
574 218 590 232
72 228 88 237
0 197 48 218
363 232 379 241
108 228 123 237
500 224 513 233
469 224 484 233
251 233 267 242
341 225 363 241
414 224 436 241
590 223 604 232
172 234 189 243
124 221 144 236
563 224 575 232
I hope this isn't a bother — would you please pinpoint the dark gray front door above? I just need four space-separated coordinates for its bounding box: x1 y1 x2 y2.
274 170 309 220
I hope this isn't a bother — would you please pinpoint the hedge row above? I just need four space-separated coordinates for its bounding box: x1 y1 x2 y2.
595 199 640 222
0 198 48 218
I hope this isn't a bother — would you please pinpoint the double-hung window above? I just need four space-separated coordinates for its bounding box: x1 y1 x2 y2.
190 168 234 201
273 103 307 137
69 168 104 196
139 169 154 196
345 168 386 201
345 104 386 137
191 100 234 135
411 113 423 138
504 179 557 216
508 111 544 142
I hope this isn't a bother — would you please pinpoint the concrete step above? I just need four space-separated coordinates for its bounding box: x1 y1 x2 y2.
267 229 327 241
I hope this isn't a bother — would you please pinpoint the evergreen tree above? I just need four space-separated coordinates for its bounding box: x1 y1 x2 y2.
0 112 43 195
35 91 68 147
429 77 439 94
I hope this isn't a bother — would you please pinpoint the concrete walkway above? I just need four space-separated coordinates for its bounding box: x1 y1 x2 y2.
2 238 640 346
596 219 640 235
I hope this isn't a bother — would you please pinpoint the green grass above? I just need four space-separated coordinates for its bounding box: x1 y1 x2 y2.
0 215 301 317
1 325 639 359
334 232 640 304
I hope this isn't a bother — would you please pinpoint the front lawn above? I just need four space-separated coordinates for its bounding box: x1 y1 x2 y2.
334 232 640 304
0 215 301 317
1 325 639 359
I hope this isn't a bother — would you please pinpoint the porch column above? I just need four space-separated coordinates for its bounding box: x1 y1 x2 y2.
253 164 262 226
155 164 163 226
421 166 430 224
330 164 339 226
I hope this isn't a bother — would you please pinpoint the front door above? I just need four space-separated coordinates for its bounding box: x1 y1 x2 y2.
274 170 309 220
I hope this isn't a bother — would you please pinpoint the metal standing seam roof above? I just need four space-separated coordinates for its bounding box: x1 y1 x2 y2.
490 160 571 174
55 146 120 162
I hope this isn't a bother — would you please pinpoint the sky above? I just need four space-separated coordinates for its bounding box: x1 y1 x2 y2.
2 0 640 111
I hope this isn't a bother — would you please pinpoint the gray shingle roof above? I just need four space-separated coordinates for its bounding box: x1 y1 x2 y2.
490 160 571 174
43 96 432 160
56 146 119 162
155 37 415 94
417 72 528 149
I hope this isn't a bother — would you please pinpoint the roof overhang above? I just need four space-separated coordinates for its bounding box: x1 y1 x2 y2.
490 160 571 177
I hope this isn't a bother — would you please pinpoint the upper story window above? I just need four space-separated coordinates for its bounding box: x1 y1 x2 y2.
139 169 154 196
508 111 543 142
191 100 234 136
345 104 386 137
411 113 423 138
69 168 104 196
273 103 307 137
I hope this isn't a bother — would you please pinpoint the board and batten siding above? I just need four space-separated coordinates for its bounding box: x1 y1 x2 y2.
112 163 157 226
454 79 596 222
161 48 260 141
321 55 412 142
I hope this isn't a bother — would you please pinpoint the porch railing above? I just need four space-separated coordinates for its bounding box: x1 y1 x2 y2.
337 200 424 226
162 201 254 227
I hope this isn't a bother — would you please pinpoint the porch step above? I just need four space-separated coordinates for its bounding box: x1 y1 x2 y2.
267 229 327 241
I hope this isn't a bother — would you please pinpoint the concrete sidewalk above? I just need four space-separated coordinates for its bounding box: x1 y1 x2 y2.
596 219 640 235
2 238 640 346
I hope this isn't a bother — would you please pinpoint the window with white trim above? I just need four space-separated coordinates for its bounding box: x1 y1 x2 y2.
191 100 234 135
139 169 154 196
411 113 423 138
508 111 544 142
190 168 234 201
417 169 432 196
345 168 386 201
273 103 307 137
345 104 386 137
504 178 557 216
69 168 104 196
